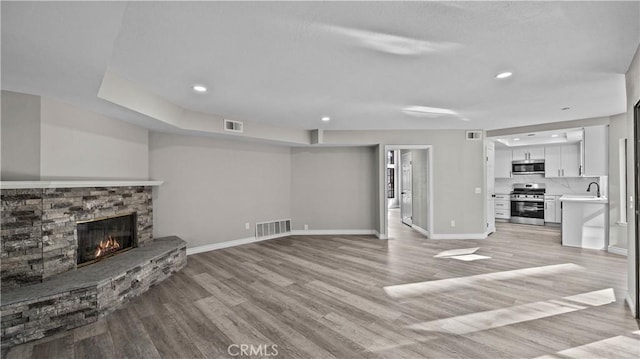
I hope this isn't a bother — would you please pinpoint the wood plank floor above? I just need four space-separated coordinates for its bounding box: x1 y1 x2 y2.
4 215 639 358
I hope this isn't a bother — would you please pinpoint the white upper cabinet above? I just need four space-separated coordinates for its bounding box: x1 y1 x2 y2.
544 146 562 177
562 143 581 177
512 146 544 161
495 148 513 178
528 147 545 160
582 125 608 176
512 148 526 161
545 144 580 178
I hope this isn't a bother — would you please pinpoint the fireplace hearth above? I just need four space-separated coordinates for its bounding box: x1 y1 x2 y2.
76 213 137 266
0 182 189 350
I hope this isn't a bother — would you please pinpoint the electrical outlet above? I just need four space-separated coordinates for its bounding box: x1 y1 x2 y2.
475 187 481 194
245 222 250 230
304 224 309 230
450 220 456 227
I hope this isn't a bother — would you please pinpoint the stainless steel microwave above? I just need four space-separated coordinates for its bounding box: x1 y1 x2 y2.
512 160 545 175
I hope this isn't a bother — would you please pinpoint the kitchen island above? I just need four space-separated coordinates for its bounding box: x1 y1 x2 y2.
559 195 608 250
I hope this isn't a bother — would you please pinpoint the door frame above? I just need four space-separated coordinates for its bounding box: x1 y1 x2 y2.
634 99 639 319
381 145 433 239
486 141 496 234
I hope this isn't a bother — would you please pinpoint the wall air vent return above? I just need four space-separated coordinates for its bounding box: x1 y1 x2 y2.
224 119 244 133
466 131 482 140
256 219 291 239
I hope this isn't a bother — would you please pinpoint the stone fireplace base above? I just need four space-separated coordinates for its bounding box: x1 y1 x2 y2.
0 236 186 349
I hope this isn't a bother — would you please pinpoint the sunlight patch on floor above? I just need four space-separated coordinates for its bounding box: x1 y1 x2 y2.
532 333 640 359
433 247 479 258
407 288 615 335
449 254 491 261
383 263 584 298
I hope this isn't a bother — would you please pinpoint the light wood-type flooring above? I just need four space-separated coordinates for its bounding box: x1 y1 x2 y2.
4 214 639 358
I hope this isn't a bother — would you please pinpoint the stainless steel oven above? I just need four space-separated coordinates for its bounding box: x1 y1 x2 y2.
510 183 545 225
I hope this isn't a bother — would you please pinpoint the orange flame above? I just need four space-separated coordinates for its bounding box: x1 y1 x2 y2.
95 235 121 258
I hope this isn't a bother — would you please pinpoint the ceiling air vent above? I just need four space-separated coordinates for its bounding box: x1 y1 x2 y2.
466 131 482 140
224 119 244 133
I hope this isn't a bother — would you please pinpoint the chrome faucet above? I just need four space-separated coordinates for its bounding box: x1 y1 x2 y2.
587 182 600 198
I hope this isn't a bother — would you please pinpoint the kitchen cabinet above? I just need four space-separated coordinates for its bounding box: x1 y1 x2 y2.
544 195 560 223
494 194 511 220
512 147 544 161
560 196 608 250
555 197 562 223
544 144 580 178
495 148 513 178
582 125 608 176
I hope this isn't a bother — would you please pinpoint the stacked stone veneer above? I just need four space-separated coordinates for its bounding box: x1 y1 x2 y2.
1 186 153 289
1 237 186 349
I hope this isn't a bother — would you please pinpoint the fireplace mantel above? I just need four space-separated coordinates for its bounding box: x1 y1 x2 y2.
0 180 163 189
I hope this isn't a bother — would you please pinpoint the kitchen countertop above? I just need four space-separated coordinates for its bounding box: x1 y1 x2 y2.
559 195 608 204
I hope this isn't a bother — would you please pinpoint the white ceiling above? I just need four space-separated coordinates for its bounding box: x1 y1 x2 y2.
2 1 639 131
491 128 584 147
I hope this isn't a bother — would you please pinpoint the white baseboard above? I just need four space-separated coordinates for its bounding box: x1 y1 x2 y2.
429 233 488 240
411 224 429 237
290 229 377 236
187 229 380 255
608 246 628 256
187 236 255 255
186 234 288 255
188 230 489 253
625 292 636 317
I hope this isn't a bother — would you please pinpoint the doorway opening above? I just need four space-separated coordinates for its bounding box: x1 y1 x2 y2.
383 145 433 240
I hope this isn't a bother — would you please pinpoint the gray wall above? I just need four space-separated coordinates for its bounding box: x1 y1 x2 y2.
149 132 292 248
323 130 486 236
40 97 149 180
0 92 149 181
1 91 41 180
291 146 377 231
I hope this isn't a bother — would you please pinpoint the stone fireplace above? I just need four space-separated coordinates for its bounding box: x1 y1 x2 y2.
76 213 137 266
0 181 186 349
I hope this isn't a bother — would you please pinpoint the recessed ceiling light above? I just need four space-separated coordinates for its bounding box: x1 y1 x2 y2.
513 138 521 141
192 85 207 93
495 72 513 79
561 107 570 111
551 134 559 138
321 116 331 122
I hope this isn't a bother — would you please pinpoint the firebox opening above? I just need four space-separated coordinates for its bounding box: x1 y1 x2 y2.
76 213 137 267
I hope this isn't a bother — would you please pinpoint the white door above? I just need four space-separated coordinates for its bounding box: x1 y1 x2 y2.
486 142 496 234
401 152 412 226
